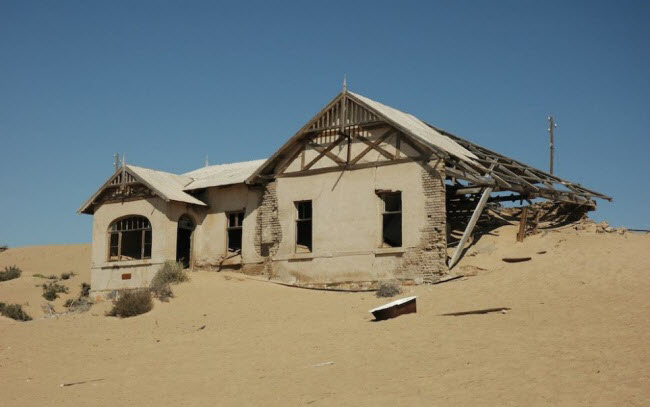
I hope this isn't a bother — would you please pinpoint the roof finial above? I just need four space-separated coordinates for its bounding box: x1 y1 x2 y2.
122 152 125 168
114 153 120 172
343 74 347 94
205 154 209 167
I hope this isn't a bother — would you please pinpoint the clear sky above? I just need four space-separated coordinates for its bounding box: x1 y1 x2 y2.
1 1 649 246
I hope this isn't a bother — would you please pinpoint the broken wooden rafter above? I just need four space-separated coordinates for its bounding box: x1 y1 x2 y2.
448 186 494 269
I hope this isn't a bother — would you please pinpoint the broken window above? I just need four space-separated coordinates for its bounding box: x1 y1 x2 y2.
295 201 312 252
380 192 402 247
108 216 152 261
227 211 244 253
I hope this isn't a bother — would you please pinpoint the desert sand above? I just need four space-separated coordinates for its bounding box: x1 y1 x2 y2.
1 225 649 406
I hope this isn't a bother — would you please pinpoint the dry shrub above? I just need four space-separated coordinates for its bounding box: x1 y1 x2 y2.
60 272 76 280
376 281 401 298
64 283 93 312
0 302 32 321
80 282 91 297
150 261 188 301
107 289 153 318
0 265 22 282
42 282 68 301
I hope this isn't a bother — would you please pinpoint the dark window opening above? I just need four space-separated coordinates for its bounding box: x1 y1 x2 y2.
227 211 244 253
176 215 194 269
108 216 152 261
380 192 402 247
295 201 312 252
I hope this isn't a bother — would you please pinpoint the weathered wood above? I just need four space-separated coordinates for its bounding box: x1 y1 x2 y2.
349 129 395 165
517 206 529 242
448 187 493 269
351 133 395 161
302 135 347 171
278 157 420 178
274 143 305 176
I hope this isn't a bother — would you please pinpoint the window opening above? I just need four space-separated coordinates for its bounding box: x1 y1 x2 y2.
380 192 402 247
107 216 152 261
295 201 312 252
227 211 244 253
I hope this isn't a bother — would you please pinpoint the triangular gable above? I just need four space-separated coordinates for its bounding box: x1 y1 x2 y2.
245 90 609 206
78 166 205 214
246 91 474 182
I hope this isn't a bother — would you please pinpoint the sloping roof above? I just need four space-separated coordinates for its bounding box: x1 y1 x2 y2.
125 165 205 206
79 160 266 214
348 92 477 162
183 159 267 191
246 90 610 206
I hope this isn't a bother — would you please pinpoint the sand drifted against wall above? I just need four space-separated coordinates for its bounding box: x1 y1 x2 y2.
1 226 649 406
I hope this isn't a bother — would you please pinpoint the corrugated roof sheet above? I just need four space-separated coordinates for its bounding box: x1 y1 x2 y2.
182 159 267 190
126 165 206 206
349 92 478 162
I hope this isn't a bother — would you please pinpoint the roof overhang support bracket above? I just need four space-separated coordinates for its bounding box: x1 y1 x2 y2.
448 186 494 270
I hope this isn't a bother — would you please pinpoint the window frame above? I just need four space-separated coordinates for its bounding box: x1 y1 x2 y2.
379 192 402 248
226 210 245 253
294 200 313 253
107 216 152 262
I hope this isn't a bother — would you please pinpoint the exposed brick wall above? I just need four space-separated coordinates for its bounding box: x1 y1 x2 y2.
254 181 282 259
396 162 448 283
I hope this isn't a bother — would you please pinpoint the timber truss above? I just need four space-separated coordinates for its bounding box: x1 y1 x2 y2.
249 90 611 209
436 127 612 207
261 94 433 179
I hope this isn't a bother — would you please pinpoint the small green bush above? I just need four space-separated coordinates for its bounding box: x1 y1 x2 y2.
0 302 32 321
107 289 153 318
376 281 402 298
60 272 76 280
42 282 68 301
150 261 188 301
0 265 22 282
33 273 47 279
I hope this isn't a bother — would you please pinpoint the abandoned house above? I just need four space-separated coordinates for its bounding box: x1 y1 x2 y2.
79 88 611 295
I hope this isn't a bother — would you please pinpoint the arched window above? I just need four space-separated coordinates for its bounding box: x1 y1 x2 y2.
108 216 152 261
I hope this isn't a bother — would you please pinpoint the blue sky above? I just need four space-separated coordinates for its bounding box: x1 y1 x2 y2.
1 1 648 246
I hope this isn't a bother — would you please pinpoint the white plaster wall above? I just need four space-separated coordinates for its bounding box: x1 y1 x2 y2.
90 197 178 292
90 185 264 293
270 161 428 284
191 184 263 267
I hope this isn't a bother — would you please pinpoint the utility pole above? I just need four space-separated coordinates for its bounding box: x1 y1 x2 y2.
548 115 556 175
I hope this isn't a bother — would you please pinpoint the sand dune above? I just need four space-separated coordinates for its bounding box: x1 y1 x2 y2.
1 226 649 406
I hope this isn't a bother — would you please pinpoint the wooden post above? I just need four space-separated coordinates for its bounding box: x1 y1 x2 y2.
548 115 556 175
517 206 529 242
448 187 493 269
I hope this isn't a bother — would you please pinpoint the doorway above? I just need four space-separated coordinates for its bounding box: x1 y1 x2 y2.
176 215 194 269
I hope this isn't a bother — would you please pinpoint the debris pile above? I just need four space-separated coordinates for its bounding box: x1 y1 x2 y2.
595 221 628 235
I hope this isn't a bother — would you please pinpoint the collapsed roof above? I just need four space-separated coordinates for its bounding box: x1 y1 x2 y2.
248 90 611 206
80 90 610 215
